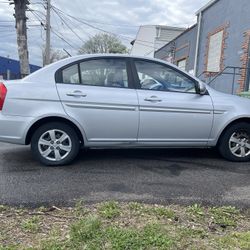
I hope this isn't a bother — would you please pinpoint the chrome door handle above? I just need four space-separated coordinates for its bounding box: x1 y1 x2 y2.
144 96 162 102
66 91 87 97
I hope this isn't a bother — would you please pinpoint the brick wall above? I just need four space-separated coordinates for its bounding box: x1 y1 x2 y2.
238 30 250 92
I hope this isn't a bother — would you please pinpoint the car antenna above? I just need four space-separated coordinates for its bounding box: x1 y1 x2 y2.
63 48 72 57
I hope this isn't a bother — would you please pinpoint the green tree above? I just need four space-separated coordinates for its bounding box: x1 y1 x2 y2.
78 33 128 54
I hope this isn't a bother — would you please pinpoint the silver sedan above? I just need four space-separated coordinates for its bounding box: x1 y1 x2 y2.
0 54 250 166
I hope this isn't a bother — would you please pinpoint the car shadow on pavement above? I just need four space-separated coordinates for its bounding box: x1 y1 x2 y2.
76 148 250 176
1 146 250 176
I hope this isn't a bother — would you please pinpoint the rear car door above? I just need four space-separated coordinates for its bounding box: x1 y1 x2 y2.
56 57 139 144
132 59 214 146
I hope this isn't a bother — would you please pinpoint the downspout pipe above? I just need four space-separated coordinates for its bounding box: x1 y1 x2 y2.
194 12 202 77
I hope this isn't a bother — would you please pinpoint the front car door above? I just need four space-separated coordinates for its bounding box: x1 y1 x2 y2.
132 59 214 147
56 57 139 146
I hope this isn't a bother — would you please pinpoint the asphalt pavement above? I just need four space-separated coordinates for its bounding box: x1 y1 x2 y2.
0 142 249 208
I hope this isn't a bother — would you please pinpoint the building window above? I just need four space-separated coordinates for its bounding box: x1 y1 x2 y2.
206 29 224 73
177 58 187 71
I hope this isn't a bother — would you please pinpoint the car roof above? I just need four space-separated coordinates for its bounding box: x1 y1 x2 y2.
23 54 200 84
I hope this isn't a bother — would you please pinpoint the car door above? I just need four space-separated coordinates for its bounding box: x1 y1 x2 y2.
56 57 139 144
132 59 214 146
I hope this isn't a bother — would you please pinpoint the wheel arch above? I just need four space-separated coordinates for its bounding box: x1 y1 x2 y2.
216 117 250 146
25 116 85 145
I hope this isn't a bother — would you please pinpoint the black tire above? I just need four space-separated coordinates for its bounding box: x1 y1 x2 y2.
218 122 250 162
31 122 80 166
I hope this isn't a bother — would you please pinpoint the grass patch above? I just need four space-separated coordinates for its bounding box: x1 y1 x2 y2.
187 203 205 218
21 216 40 233
69 216 103 248
0 205 8 213
218 231 250 249
209 206 240 228
0 202 249 250
97 201 121 219
106 223 173 249
129 202 176 219
74 199 88 217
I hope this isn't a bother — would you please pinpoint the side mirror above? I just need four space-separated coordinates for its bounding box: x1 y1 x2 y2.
197 81 207 95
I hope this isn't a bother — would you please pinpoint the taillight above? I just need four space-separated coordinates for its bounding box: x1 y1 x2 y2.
0 83 7 111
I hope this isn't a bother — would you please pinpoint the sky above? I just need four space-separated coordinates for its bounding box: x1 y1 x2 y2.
0 0 209 66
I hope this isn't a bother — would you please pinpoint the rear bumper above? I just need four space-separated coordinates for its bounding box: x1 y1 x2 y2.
0 113 33 145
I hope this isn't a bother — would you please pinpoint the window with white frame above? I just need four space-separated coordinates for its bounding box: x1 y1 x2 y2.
206 30 224 73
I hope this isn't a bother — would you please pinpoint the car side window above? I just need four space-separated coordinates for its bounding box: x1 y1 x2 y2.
62 64 80 84
134 60 196 93
60 59 128 88
79 59 128 88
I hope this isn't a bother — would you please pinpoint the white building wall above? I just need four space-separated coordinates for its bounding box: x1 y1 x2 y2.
130 26 156 57
130 25 185 58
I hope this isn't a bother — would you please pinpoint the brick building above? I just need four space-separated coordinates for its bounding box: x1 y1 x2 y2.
155 0 250 94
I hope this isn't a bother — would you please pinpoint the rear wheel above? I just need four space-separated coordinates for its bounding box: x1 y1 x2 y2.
31 122 80 166
218 122 250 162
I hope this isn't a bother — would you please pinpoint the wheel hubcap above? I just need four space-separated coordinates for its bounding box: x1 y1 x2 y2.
229 131 250 158
38 129 72 162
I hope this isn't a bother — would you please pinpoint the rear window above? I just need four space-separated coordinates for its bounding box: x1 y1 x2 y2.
61 64 80 84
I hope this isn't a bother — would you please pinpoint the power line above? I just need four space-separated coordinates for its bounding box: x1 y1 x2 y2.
28 7 81 52
28 7 46 17
50 4 139 28
27 7 44 23
27 5 47 24
28 3 173 56
62 17 139 29
0 19 39 23
51 6 93 38
51 5 183 54
27 3 164 52
50 4 189 49
51 29 80 51
51 5 158 50
51 6 87 44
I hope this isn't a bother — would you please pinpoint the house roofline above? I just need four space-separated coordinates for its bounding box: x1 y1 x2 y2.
154 25 186 31
195 0 219 15
154 24 197 54
137 24 186 31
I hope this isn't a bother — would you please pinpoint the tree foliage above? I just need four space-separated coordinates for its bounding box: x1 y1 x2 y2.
49 49 68 63
78 33 128 54
42 48 68 66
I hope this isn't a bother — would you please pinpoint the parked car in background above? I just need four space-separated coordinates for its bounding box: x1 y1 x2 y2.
1 54 250 166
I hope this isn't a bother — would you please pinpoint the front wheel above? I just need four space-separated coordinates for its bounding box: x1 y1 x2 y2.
31 122 80 166
218 122 250 162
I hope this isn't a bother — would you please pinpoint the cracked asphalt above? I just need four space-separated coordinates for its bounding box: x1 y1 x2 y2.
0 142 249 208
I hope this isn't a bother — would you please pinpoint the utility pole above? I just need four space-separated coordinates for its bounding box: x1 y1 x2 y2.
44 0 51 66
12 0 30 78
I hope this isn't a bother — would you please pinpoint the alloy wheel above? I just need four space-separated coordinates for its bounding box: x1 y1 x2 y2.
38 129 72 162
229 131 250 158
